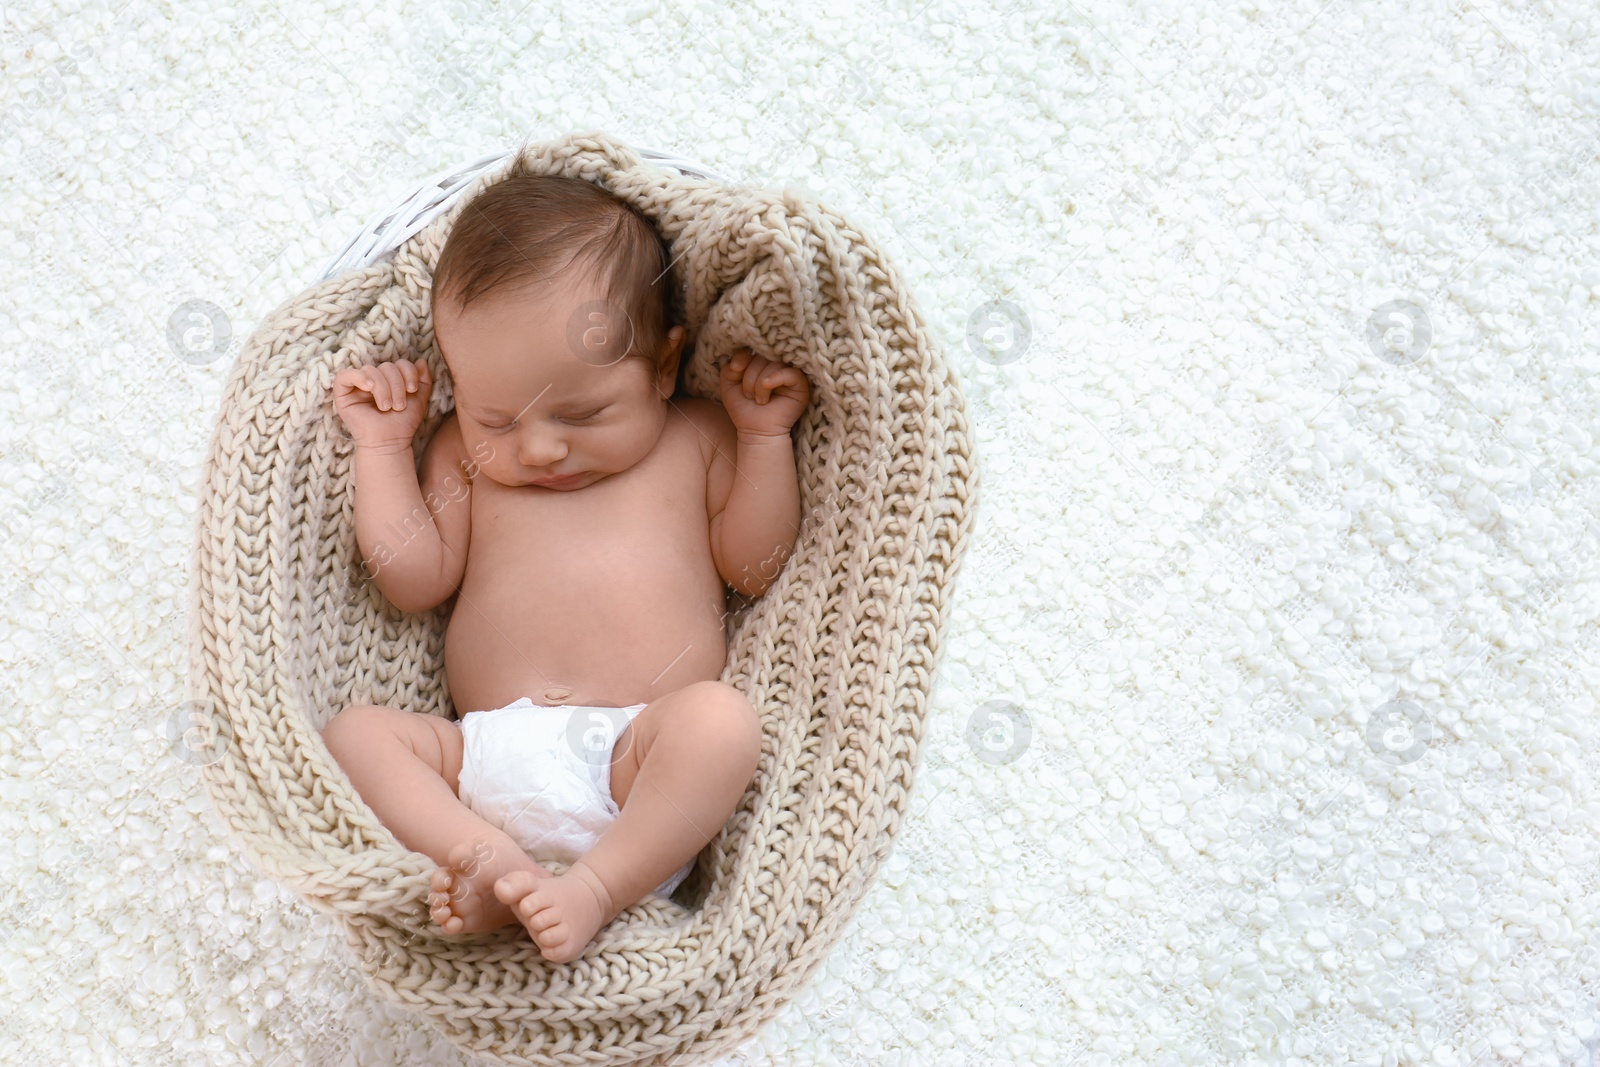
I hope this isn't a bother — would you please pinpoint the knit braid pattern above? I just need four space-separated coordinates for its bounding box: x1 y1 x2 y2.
187 130 978 1066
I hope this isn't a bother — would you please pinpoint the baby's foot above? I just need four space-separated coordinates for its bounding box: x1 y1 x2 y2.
427 832 552 935
493 860 615 964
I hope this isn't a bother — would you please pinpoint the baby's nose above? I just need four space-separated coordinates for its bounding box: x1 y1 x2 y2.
516 425 568 466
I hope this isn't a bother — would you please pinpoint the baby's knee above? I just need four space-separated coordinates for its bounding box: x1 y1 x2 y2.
678 682 761 766
321 703 394 752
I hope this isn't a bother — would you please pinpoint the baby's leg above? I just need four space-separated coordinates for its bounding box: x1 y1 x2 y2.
494 680 761 962
321 704 550 935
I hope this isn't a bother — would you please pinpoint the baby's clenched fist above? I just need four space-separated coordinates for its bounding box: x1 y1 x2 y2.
333 358 433 451
718 347 811 440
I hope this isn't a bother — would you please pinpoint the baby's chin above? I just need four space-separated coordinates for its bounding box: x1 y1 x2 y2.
495 469 611 490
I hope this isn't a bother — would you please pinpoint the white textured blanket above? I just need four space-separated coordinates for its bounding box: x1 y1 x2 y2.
2 0 1597 1065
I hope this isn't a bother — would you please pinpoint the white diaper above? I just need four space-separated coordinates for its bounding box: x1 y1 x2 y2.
455 697 695 900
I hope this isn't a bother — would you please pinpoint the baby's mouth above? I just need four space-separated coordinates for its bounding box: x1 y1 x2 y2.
529 471 585 488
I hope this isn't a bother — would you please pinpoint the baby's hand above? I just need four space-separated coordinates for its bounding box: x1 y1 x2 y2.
332 358 433 450
719 347 811 439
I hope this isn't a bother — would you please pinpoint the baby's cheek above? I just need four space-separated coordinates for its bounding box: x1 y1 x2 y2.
462 439 496 478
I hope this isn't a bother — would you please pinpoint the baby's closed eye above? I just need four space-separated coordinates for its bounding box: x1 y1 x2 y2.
482 409 606 432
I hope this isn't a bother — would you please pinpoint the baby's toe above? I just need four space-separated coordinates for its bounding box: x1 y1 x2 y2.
521 901 560 932
493 869 544 905
536 923 570 953
428 898 459 930
541 932 584 963
427 870 470 932
492 872 527 905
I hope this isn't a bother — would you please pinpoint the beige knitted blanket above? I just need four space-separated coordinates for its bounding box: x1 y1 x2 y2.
187 131 978 1065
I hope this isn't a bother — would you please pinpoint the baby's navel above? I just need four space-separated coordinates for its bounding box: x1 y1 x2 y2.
541 684 574 704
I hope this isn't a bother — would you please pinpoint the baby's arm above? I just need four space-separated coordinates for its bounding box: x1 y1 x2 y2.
711 347 812 597
333 359 472 613
353 415 473 612
710 424 802 598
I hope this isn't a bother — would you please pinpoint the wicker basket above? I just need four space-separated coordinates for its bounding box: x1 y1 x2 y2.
316 144 735 281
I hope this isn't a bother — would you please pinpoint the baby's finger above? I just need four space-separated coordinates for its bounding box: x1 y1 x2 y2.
767 367 806 394
363 369 395 411
396 360 418 393
332 369 370 401
753 360 788 403
740 356 769 398
411 359 434 405
376 362 409 410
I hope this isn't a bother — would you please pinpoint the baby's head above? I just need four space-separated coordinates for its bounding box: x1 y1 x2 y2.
430 167 687 491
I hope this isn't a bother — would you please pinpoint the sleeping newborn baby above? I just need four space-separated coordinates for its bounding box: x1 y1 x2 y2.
320 170 810 963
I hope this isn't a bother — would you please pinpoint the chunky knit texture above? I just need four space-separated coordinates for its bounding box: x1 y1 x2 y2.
186 131 978 1065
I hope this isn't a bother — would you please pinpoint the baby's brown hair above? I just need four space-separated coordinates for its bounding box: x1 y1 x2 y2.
431 159 679 379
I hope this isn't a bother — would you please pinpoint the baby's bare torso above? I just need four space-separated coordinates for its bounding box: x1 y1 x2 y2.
442 404 730 716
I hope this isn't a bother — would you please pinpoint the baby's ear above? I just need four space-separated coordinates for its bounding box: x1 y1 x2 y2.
655 326 688 397
664 324 687 363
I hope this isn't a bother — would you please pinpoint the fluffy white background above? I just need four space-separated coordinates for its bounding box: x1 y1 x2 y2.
2 0 1598 1064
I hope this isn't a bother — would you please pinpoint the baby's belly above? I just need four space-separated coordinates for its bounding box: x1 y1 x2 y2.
442 527 731 716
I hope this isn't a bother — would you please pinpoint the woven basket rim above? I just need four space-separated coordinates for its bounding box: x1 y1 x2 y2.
314 141 737 283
